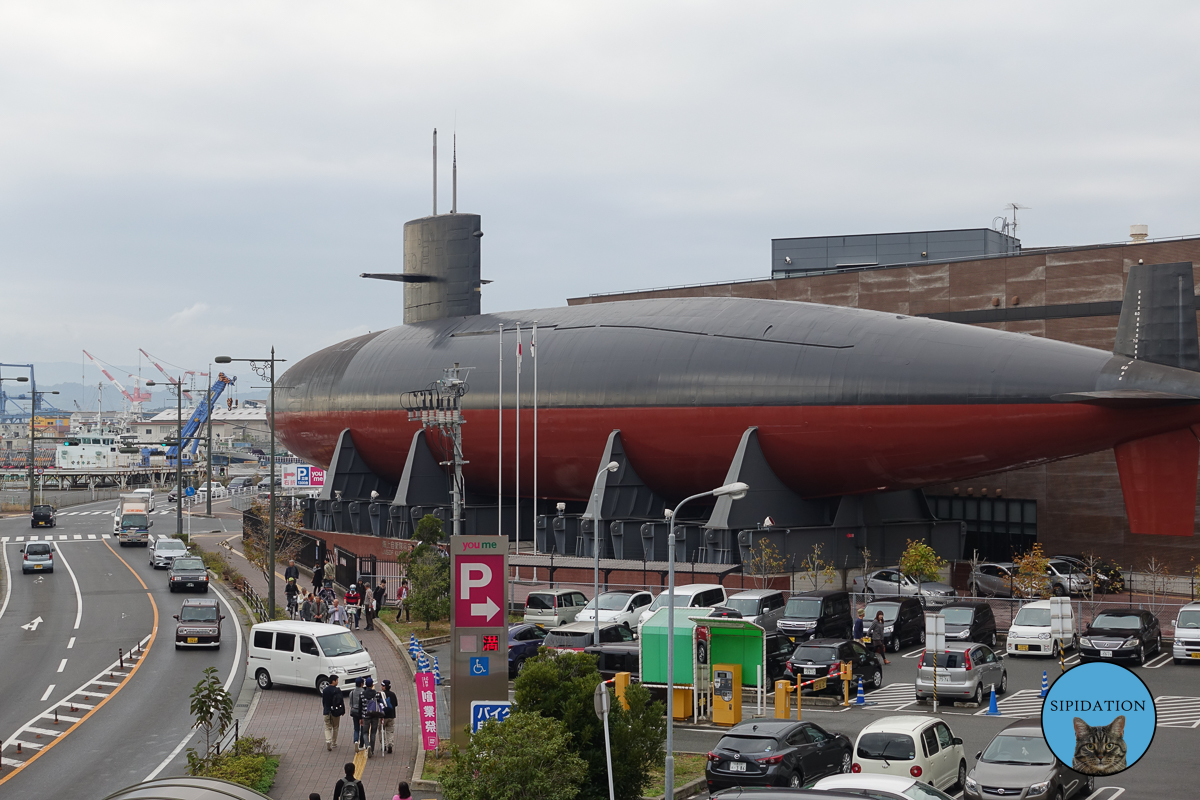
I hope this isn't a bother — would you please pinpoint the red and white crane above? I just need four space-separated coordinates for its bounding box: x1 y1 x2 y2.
83 350 153 412
138 348 201 402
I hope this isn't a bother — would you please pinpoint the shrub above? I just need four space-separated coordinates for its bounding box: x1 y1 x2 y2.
440 711 585 800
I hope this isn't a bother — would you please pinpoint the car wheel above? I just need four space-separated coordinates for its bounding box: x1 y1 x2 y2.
1155 635 1162 655
957 760 967 791
999 670 1008 694
168 585 175 593
1085 776 1095 794
1053 789 1064 800
316 675 331 693
1052 584 1066 597
972 683 983 705
787 772 803 789
256 669 272 690
870 667 883 690
840 752 852 773
175 643 181 650
516 657 527 675
1136 644 1146 664
864 588 874 599
918 628 926 646
889 635 900 652
990 630 998 647
1051 640 1061 658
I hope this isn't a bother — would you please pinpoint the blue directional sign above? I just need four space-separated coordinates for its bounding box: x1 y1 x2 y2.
185 486 195 497
470 700 512 733
469 656 489 676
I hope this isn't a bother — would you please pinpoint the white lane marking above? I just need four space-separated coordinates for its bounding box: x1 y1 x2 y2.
0 538 11 623
1063 654 1081 666
24 726 63 738
901 648 925 659
67 637 76 649
72 534 81 540
55 543 84 630
1 536 8 542
87 534 96 540
12 740 44 750
975 688 1045 717
15 536 24 542
1142 652 1172 669
64 700 95 710
57 658 68 673
58 535 67 541
1085 788 1126 799
21 616 44 631
143 579 245 782
1 757 25 767
40 711 81 723
40 685 55 701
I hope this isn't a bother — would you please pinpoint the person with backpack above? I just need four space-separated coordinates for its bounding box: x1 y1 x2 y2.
347 677 364 749
345 585 362 630
333 762 366 800
358 676 383 757
380 679 398 754
311 561 325 594
321 674 345 751
368 580 386 632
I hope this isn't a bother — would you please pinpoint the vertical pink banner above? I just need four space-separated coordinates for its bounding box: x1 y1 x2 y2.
415 672 439 751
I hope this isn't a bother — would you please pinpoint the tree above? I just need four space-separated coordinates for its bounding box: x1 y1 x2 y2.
744 538 784 589
514 650 666 800
798 542 838 591
899 539 948 597
399 514 450 629
187 666 233 772
440 711 586 800
242 499 304 589
1012 543 1051 599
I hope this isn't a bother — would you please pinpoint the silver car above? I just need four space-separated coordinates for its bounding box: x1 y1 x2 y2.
724 589 787 630
916 642 1007 705
149 537 190 569
854 568 957 606
964 718 1092 800
967 562 1016 597
1045 559 1091 597
21 541 55 574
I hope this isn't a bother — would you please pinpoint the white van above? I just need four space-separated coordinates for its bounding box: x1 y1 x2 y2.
132 487 155 512
248 621 376 693
1006 598 1076 657
636 583 728 628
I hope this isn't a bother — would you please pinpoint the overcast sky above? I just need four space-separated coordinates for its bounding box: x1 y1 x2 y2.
3 2 1199 396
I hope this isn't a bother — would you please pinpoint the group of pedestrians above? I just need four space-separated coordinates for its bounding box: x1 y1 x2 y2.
309 772 411 800
320 674 400 757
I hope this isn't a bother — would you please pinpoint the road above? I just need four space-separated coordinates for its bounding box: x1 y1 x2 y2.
0 496 246 797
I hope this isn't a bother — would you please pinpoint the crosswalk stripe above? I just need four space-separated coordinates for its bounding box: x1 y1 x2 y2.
1 757 25 767
24 726 63 738
87 534 96 540
58 535 67 540
1154 696 1200 728
16 536 25 542
1 537 9 543
73 535 82 540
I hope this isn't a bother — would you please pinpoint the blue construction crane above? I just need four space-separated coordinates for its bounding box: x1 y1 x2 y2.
0 363 62 423
165 372 236 463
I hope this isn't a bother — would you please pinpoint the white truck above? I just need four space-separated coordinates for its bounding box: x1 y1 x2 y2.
115 494 154 546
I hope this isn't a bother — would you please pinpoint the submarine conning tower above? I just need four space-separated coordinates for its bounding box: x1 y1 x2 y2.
402 212 484 323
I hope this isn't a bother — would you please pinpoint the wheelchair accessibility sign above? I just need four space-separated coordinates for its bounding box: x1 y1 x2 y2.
469 656 489 676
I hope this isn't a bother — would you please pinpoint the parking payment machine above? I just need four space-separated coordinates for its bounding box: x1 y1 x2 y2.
711 663 742 726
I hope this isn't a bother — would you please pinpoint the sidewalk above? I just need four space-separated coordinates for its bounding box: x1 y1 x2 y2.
194 530 418 800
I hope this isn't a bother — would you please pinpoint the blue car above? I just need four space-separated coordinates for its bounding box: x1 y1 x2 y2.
508 623 547 677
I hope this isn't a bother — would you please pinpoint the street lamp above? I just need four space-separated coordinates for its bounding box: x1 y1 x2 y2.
146 378 185 537
588 460 620 643
664 480 749 796
26 386 59 511
216 349 286 617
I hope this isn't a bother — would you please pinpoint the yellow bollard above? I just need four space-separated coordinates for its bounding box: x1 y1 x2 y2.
840 661 853 706
774 680 793 719
614 671 631 710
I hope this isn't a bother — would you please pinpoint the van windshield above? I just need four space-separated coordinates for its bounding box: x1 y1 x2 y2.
940 608 975 625
181 606 218 622
784 598 822 619
318 631 364 657
648 592 694 611
864 602 900 623
726 597 765 616
526 594 556 610
1013 607 1051 627
544 630 592 648
1178 610 1200 629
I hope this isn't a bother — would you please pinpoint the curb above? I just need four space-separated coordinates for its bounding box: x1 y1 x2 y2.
209 569 263 728
644 776 707 800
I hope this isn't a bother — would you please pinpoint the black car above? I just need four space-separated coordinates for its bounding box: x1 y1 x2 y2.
584 641 640 680
30 505 56 528
785 638 883 695
1079 608 1162 664
507 623 547 676
168 556 210 593
764 631 794 682
705 719 852 791
938 601 998 648
777 590 854 642
862 597 925 652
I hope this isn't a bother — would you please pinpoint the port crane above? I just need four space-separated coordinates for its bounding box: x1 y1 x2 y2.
83 350 152 413
139 348 207 402
165 372 236 464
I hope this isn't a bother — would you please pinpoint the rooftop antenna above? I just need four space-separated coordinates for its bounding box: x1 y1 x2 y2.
432 128 438 216
1006 202 1029 239
452 132 457 214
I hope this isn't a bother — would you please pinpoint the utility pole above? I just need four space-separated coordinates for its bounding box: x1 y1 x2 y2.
404 364 470 534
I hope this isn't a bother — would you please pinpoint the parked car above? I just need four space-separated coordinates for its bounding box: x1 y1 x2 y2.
1172 601 1200 664
576 590 653 628
777 590 854 642
937 601 998 648
30 504 56 528
507 623 547 676
1053 554 1125 594
814 773 958 800
785 638 883 694
1079 608 1161 664
227 476 255 490
966 562 1017 598
584 641 641 680
1044 559 1091 597
964 718 1093 800
524 589 590 628
149 537 190 569
705 719 852 791
636 584 728 627
174 597 224 650
854 568 958 605
168 555 210 593
21 541 54 573
916 642 1007 705
249 620 376 693
707 606 743 620
764 631 796 682
863 598 926 652
725 589 787 631
543 620 635 651
853 716 967 793
1006 599 1076 657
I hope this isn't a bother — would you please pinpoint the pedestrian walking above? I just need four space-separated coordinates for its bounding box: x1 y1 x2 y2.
358 677 383 757
284 558 300 584
333 762 366 800
330 598 348 628
380 679 398 754
853 608 865 642
321 675 345 751
301 593 314 622
393 781 412 799
348 677 364 748
345 585 362 630
397 580 410 623
312 561 325 594
312 594 328 624
868 610 890 665
370 580 386 632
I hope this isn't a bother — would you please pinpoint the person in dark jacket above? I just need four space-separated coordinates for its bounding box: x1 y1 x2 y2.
301 593 315 622
321 675 344 751
853 608 865 641
358 677 382 757
312 561 325 593
348 677 364 748
369 580 387 632
380 678 399 754
868 611 890 665
333 762 366 800
284 559 300 584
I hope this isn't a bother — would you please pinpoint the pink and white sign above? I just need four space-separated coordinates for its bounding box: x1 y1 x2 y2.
453 554 506 628
415 672 439 751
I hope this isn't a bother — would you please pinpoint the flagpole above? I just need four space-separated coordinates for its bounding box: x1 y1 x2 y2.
498 323 503 538
532 322 538 559
515 324 522 555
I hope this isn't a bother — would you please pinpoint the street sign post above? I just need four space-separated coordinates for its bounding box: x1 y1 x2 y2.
595 681 616 800
925 612 946 713
450 535 509 746
470 700 513 733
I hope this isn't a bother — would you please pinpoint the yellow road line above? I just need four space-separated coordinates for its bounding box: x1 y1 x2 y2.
0 539 159 787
